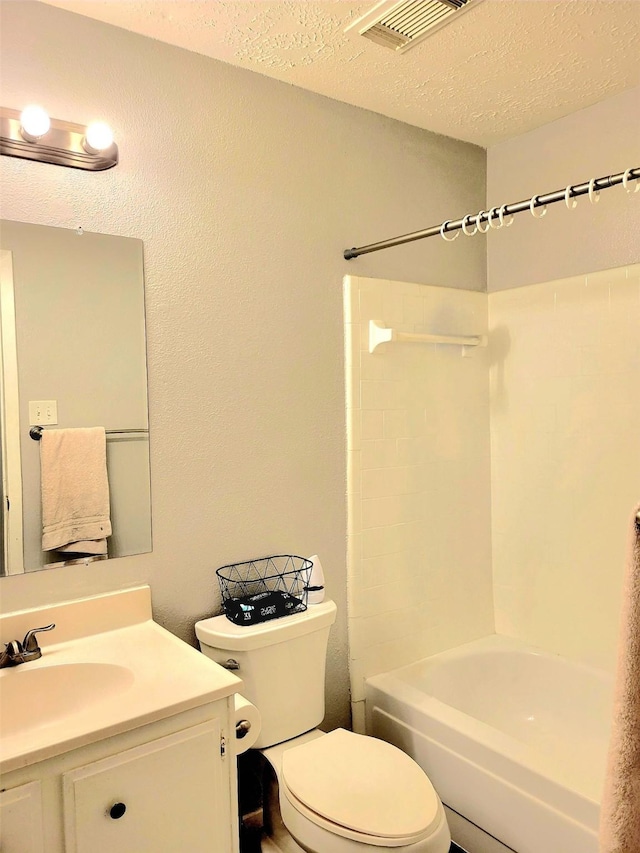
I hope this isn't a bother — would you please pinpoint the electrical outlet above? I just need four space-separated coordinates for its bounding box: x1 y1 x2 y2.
29 400 58 426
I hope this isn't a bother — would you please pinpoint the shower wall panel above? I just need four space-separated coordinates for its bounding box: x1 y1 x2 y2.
489 264 640 671
344 275 494 727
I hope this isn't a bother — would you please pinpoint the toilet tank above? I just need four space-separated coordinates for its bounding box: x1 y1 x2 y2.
195 600 337 748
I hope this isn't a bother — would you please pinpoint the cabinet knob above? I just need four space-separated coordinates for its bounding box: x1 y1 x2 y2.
235 719 252 739
108 802 127 820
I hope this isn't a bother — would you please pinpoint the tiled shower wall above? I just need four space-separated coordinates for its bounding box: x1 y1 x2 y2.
346 265 639 725
344 276 494 729
489 264 640 672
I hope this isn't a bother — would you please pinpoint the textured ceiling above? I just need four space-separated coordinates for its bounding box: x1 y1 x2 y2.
40 0 640 146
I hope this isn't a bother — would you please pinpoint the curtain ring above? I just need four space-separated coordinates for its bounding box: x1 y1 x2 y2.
461 214 477 236
622 168 640 194
488 206 502 229
476 211 490 233
440 220 459 242
588 178 600 204
530 195 547 218
564 186 577 210
498 204 514 227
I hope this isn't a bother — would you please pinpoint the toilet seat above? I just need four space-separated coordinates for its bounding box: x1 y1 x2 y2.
280 729 442 847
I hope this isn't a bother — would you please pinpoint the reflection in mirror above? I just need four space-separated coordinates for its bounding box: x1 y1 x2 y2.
0 221 152 575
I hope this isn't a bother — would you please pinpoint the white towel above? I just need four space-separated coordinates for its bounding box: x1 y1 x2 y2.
599 503 640 853
40 427 112 556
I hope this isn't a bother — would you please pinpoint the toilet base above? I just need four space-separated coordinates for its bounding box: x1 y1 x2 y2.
261 763 306 853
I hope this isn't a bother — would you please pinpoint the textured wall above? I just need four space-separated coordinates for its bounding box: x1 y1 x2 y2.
0 1 485 731
487 86 640 292
345 276 494 730
489 264 640 671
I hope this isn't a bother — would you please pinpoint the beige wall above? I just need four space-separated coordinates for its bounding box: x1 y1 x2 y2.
345 276 494 729
0 1 486 731
489 264 640 672
487 86 640 292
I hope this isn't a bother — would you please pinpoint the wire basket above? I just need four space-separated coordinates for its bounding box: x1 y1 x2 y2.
216 554 313 625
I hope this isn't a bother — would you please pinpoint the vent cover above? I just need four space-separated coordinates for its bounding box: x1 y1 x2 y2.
346 0 483 53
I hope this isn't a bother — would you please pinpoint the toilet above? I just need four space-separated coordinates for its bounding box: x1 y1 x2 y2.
195 600 450 852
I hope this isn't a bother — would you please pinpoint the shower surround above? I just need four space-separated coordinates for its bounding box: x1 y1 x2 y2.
344 275 494 731
489 265 640 671
344 264 640 727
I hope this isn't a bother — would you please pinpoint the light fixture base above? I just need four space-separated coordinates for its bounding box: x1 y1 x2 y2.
1 107 118 171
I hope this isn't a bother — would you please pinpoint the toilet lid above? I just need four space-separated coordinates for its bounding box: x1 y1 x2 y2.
281 729 440 840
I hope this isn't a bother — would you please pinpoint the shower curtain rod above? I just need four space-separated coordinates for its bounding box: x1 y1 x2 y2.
343 167 639 260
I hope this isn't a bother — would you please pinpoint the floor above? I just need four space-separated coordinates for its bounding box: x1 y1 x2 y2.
242 831 469 853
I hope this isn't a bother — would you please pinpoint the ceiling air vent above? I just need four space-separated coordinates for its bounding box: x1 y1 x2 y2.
345 0 483 53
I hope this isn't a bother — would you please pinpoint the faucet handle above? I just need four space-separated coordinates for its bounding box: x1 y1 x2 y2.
22 623 55 653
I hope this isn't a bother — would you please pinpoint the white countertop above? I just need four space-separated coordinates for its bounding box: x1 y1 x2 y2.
0 586 241 774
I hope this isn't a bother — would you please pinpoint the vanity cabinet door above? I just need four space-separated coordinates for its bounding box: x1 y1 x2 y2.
62 720 230 853
0 780 45 853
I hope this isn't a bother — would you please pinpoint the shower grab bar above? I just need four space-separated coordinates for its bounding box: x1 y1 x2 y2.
369 320 487 354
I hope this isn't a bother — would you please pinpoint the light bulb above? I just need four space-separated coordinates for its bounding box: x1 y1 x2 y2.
83 121 114 154
20 105 51 141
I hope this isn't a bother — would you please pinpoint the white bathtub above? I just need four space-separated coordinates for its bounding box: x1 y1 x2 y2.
365 635 613 853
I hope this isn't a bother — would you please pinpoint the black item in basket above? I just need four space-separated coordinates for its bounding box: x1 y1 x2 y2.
224 590 304 625
216 554 313 626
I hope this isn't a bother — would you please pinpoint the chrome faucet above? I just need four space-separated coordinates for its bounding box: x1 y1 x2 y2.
0 623 56 668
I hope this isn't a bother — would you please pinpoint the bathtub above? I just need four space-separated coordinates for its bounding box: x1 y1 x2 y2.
365 635 614 853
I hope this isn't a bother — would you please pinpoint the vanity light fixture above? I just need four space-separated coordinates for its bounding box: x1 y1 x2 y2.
1 106 118 171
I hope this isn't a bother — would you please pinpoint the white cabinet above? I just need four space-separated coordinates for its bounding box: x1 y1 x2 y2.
0 781 45 853
0 701 238 853
0 588 243 853
63 721 229 853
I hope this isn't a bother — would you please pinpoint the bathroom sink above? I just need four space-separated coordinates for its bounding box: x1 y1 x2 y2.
0 586 242 774
0 662 135 737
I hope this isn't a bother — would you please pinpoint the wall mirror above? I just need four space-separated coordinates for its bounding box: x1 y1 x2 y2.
0 220 152 575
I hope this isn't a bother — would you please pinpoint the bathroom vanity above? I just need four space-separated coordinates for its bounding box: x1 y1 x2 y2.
0 587 243 853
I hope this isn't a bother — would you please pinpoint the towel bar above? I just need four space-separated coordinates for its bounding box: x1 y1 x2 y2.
369 320 488 354
30 426 148 441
